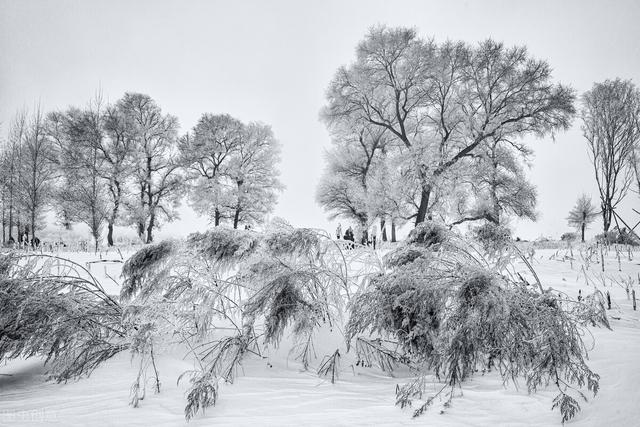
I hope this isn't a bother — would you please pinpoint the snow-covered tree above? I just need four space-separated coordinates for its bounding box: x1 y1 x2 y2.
17 106 57 242
581 79 640 232
316 124 388 227
629 125 640 197
223 122 283 229
181 116 282 229
47 99 110 250
451 136 537 225
117 93 182 243
0 112 27 242
322 26 575 226
366 149 420 241
100 103 136 246
180 114 245 226
567 194 599 242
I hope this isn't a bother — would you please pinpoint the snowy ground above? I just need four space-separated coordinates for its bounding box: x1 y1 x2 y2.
1 245 639 426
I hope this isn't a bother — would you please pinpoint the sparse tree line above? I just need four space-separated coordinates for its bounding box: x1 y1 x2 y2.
317 26 640 241
0 93 282 248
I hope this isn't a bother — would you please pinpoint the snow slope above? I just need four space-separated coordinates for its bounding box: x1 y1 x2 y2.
1 246 639 426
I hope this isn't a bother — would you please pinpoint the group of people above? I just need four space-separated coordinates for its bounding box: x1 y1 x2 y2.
336 223 379 250
6 234 40 250
4 236 92 253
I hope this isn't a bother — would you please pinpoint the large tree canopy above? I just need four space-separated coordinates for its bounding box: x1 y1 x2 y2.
180 115 283 229
322 26 575 226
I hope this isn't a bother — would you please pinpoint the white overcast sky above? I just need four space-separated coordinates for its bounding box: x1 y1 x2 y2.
1 0 639 240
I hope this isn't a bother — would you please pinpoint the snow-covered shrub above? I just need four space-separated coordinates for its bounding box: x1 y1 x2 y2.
596 229 639 246
406 221 449 247
347 226 609 423
0 253 127 382
348 259 442 358
0 221 609 424
472 222 512 255
117 225 359 419
188 228 261 271
121 239 177 299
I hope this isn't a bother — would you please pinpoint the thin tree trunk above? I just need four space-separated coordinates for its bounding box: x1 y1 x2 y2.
233 180 243 229
602 204 611 233
415 184 431 226
581 223 586 242
380 218 387 242
146 213 155 243
138 181 146 239
137 221 145 240
214 208 221 226
8 201 13 241
391 219 397 243
1 192 5 244
30 207 36 243
107 181 121 247
233 207 240 229
107 222 114 246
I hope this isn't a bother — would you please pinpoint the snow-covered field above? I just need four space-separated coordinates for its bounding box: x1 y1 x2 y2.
1 245 639 426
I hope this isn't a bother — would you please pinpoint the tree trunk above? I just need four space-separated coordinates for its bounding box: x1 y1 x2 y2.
2 200 5 244
233 207 240 229
602 205 611 233
138 181 147 239
8 201 13 241
214 208 221 226
233 180 243 229
137 221 145 240
146 213 155 243
107 181 121 247
415 184 432 226
581 223 586 242
107 222 114 246
380 218 387 242
30 208 36 242
391 219 397 243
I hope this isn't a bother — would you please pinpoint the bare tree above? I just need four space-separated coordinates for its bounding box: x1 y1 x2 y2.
567 195 599 242
631 130 640 196
322 26 575 226
581 79 640 232
17 107 57 242
1 112 27 242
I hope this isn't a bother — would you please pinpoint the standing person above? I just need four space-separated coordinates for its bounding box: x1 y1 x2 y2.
362 227 369 246
336 223 342 240
371 224 378 250
345 226 354 249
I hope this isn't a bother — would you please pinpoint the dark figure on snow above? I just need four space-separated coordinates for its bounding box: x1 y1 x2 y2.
361 228 369 246
371 225 377 250
344 226 354 249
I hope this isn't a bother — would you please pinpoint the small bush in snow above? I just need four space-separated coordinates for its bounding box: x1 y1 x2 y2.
472 222 512 255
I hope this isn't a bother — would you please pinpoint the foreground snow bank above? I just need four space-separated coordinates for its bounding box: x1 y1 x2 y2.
1 245 639 426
